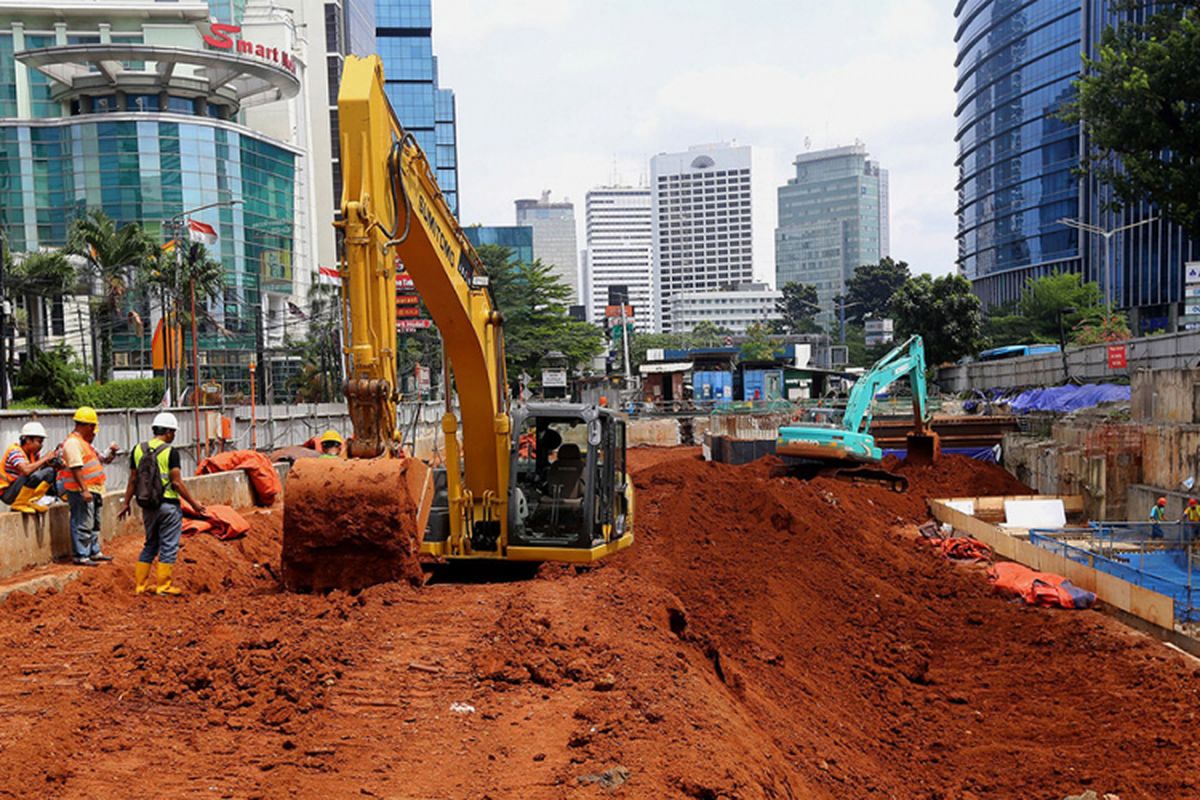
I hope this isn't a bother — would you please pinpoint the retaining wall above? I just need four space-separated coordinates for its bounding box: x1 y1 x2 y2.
938 329 1200 392
0 469 257 580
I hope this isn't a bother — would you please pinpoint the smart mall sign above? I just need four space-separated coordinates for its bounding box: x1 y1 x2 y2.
202 23 297 73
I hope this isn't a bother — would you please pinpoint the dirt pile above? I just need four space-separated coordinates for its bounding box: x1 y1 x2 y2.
0 447 1197 799
281 458 430 591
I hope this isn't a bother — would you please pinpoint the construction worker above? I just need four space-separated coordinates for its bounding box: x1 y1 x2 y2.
116 412 207 596
58 407 119 566
319 430 344 458
1184 498 1200 543
1150 497 1169 540
0 422 60 513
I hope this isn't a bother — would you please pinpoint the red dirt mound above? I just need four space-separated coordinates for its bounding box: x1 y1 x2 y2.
0 450 1194 799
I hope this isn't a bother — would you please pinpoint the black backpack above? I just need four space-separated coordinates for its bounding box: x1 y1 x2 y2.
135 442 170 509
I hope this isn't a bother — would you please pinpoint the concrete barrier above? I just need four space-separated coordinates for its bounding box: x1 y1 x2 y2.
0 469 257 580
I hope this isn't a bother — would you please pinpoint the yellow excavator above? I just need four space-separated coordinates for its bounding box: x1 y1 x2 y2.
283 55 632 579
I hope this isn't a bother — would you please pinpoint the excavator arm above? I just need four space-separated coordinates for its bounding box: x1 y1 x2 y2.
840 335 930 437
336 54 511 554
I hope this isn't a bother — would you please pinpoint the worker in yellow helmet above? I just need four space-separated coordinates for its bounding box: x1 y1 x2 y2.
57 407 120 566
319 430 344 458
0 422 60 513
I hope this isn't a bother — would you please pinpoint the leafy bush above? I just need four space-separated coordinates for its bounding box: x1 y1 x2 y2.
13 347 89 408
75 378 164 409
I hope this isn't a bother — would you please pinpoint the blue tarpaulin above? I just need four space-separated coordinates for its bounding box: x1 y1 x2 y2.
1007 383 1130 413
882 445 999 463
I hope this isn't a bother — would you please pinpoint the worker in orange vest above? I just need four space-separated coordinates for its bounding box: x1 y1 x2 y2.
58 407 120 566
0 422 60 513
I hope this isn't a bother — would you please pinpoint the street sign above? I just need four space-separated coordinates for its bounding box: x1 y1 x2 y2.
542 369 567 388
396 272 415 290
396 294 420 305
1106 344 1127 370
396 306 422 319
604 304 634 318
397 319 433 332
1186 261 1200 285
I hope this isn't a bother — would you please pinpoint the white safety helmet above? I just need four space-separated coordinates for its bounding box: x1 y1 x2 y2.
19 421 47 439
151 412 179 431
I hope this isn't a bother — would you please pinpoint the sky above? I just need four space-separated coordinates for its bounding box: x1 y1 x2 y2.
433 0 960 280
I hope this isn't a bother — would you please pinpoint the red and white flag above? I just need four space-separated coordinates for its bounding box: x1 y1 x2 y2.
318 265 341 284
188 219 218 246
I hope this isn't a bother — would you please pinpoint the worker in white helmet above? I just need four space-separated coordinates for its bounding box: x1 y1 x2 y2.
0 421 61 513
117 412 207 596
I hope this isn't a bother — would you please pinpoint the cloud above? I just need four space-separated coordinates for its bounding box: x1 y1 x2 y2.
435 0 963 281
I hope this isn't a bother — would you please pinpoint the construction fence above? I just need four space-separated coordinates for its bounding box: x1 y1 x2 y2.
0 402 445 490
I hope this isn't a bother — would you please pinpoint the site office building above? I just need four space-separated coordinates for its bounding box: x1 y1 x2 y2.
0 0 354 394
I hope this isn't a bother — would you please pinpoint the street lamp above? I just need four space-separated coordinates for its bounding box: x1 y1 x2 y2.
1058 216 1158 311
166 198 242 458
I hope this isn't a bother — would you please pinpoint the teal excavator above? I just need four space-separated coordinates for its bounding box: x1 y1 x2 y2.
776 335 940 491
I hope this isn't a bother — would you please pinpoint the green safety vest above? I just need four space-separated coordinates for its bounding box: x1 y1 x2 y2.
133 438 179 501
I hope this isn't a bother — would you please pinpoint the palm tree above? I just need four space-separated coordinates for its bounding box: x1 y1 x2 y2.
142 240 225 398
7 249 78 359
67 209 154 380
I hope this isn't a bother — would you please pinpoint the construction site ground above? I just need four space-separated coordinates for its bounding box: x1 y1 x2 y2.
0 448 1198 799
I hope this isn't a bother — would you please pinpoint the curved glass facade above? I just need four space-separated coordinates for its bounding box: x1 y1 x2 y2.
954 0 1083 307
0 116 297 383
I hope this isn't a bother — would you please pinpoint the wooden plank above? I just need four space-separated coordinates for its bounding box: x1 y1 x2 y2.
929 498 1177 629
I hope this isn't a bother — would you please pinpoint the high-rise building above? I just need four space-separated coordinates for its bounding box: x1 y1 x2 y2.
650 143 775 332
584 186 652 331
463 225 534 265
955 0 1197 332
669 283 782 335
375 0 458 215
515 191 579 302
774 144 889 328
0 0 307 391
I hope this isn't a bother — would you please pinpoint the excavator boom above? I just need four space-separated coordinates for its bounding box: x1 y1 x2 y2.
282 55 633 590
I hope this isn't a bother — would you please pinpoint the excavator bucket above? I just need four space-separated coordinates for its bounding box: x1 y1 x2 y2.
905 430 941 466
282 457 434 592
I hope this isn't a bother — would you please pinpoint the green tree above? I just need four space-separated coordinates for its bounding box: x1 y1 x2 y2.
13 345 89 408
845 257 911 323
7 250 77 358
477 244 603 380
775 281 823 333
1015 272 1103 341
1072 311 1132 345
629 332 694 370
67 209 154 380
889 274 983 366
1064 3 1200 236
690 320 725 348
739 322 775 361
142 240 226 397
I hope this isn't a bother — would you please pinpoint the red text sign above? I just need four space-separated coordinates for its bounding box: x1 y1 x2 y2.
203 24 297 73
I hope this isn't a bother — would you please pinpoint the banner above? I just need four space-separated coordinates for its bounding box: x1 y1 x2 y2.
150 317 184 370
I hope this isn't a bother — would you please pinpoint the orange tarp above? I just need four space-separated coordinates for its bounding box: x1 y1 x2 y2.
196 450 281 506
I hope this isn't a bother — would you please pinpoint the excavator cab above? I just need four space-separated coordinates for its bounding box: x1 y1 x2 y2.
507 403 631 554
420 403 632 561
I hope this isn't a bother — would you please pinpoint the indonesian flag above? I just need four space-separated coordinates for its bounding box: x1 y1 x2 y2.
188 219 218 246
318 265 341 284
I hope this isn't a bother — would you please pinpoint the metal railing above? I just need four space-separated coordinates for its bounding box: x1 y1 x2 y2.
1029 521 1200 623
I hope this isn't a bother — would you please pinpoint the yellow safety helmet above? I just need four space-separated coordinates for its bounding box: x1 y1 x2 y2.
73 406 99 426
320 429 344 445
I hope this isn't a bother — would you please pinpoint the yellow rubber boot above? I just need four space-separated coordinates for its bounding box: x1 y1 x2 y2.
27 483 49 513
134 561 153 595
9 486 38 514
155 562 182 596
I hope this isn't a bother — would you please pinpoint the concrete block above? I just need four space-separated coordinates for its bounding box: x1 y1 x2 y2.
0 570 80 604
0 468 258 580
628 418 681 447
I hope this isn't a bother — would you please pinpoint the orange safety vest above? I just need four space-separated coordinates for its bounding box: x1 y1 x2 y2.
0 443 25 489
58 432 105 492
